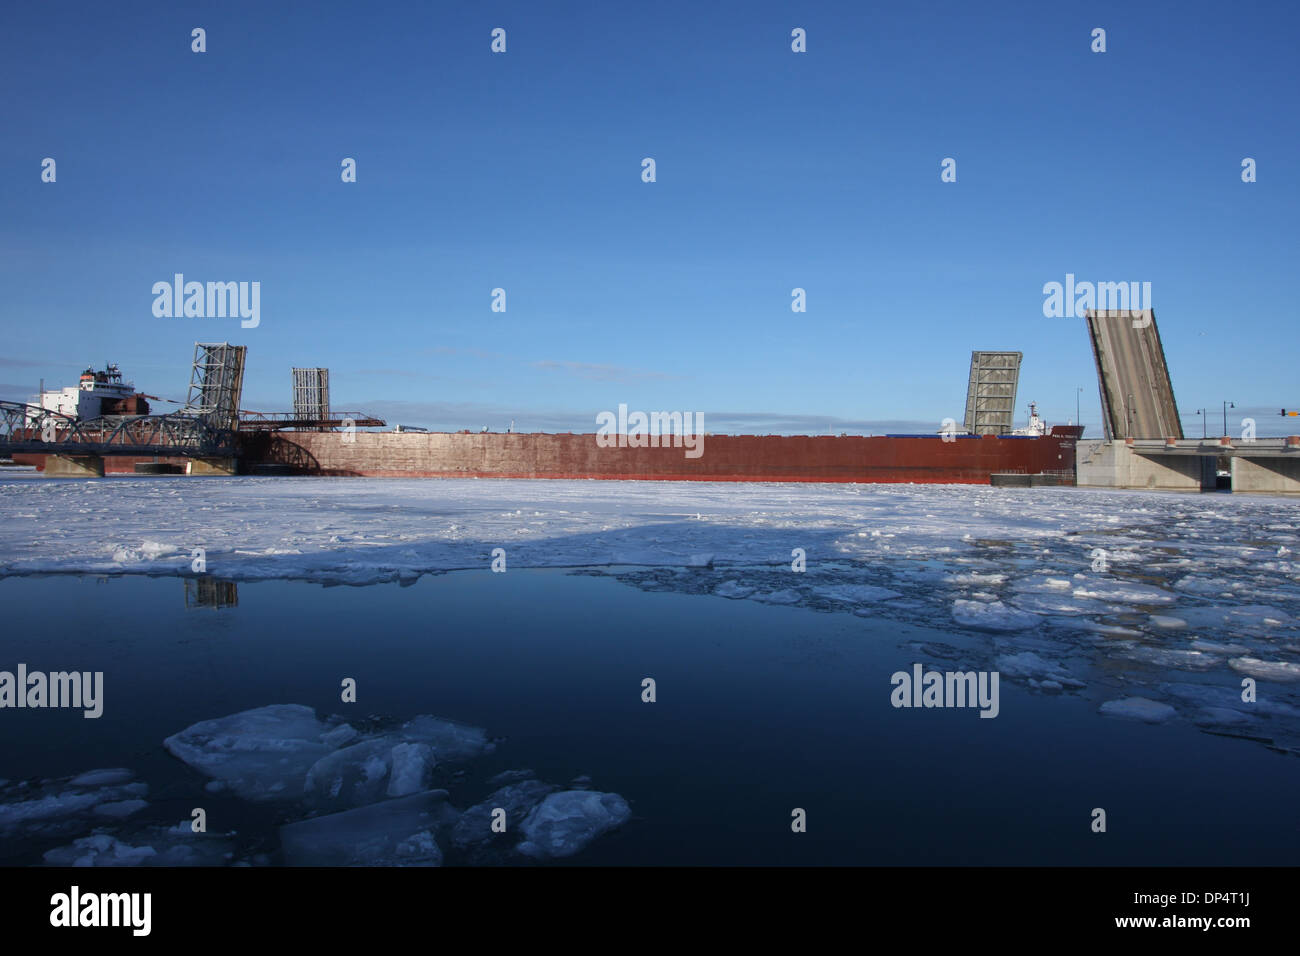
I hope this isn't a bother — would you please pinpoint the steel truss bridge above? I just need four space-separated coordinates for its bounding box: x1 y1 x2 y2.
237 411 385 431
0 401 237 458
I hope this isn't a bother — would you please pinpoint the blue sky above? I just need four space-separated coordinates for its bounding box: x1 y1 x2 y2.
2 0 1297 435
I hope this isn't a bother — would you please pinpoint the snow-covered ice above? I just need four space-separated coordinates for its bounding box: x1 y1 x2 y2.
4 476 1300 754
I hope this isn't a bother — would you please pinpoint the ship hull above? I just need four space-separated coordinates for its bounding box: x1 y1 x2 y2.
14 432 1079 484
241 431 1078 484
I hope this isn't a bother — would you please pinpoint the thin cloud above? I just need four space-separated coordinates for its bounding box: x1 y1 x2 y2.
534 360 680 384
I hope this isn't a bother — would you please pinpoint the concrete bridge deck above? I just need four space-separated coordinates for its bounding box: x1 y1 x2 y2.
1078 437 1300 494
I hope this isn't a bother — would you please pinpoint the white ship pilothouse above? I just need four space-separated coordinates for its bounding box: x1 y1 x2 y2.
26 364 152 423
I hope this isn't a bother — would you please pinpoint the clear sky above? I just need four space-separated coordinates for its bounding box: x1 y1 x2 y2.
2 0 1296 436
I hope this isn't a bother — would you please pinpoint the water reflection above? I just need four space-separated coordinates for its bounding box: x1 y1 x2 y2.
184 577 238 609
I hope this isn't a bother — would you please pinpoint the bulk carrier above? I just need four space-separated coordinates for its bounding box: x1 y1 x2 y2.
10 355 1084 485
249 410 1080 483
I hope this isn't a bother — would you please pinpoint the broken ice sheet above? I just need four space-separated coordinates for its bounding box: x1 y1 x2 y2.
165 704 493 807
1099 697 1178 723
450 780 556 851
0 769 148 837
42 824 237 867
952 599 1037 631
278 790 460 866
163 704 339 802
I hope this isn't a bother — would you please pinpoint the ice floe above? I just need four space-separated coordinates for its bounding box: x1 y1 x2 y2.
149 704 629 865
953 600 1037 631
813 584 903 603
163 704 339 802
516 791 632 859
994 651 1085 688
279 791 460 866
1099 697 1178 722
0 770 148 835
1229 657 1300 682
166 705 494 807
450 779 557 851
42 826 237 867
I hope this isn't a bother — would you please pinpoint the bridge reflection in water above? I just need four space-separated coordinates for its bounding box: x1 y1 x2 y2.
184 577 239 610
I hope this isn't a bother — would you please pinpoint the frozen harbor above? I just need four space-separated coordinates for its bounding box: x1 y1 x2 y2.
1 475 1298 864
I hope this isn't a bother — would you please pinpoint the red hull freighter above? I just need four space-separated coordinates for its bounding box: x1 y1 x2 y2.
12 363 1083 485
16 427 1082 484
235 426 1082 485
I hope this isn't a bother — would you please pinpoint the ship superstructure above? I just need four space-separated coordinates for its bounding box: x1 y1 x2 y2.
27 364 151 421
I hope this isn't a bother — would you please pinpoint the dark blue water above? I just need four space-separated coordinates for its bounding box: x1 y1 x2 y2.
1 570 1297 865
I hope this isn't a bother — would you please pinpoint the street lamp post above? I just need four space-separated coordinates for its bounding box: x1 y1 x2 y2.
1076 387 1083 428
1223 401 1235 438
1195 408 1207 439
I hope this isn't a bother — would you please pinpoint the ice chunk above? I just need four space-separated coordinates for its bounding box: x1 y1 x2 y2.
516 790 631 859
42 827 236 867
1229 658 1300 682
1174 575 1233 596
953 600 1037 631
994 651 1083 687
304 739 395 808
450 780 556 849
1194 707 1253 727
1099 697 1178 723
278 790 458 866
1120 646 1219 672
399 716 494 763
1009 592 1098 615
1188 639 1251 655
1072 582 1175 605
1160 681 1300 718
163 704 337 802
756 589 801 605
813 584 902 604
387 743 434 797
488 769 536 786
93 799 148 819
1148 615 1186 630
0 772 148 833
714 581 756 599
69 769 135 788
1178 606 1295 634
44 834 157 867
320 724 360 748
949 572 1006 586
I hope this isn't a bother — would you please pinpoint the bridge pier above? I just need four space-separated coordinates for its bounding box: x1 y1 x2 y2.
1076 441 1213 491
44 455 105 478
1231 455 1300 495
186 457 238 476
